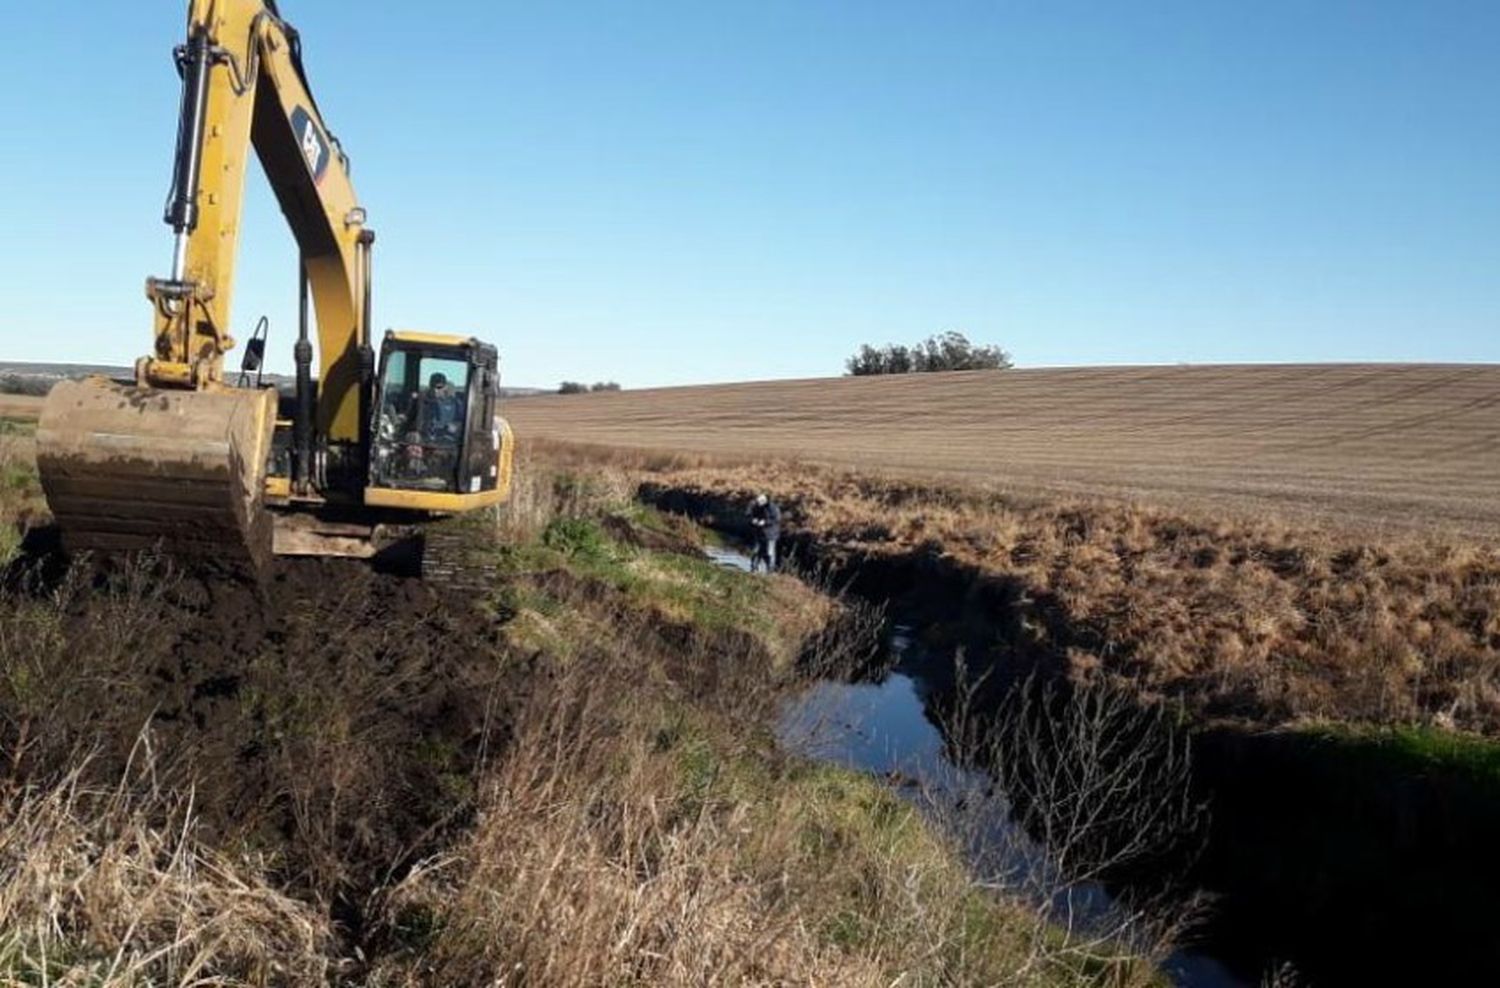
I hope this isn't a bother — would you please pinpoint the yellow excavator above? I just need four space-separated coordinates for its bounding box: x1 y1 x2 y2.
37 0 514 572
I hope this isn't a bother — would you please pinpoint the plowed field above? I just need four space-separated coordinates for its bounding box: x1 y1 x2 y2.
506 364 1500 536
0 395 41 420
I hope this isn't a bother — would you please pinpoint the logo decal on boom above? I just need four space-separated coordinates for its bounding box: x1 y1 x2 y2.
290 107 330 184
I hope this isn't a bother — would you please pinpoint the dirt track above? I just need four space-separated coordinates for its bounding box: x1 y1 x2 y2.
507 364 1500 537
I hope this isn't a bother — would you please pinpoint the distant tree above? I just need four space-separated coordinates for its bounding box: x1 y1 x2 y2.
590 382 622 392
0 373 56 397
845 345 873 376
846 332 1010 376
845 343 910 376
886 344 916 374
558 381 589 394
919 331 1011 372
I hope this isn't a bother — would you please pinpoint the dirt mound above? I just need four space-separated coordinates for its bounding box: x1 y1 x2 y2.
1 541 528 928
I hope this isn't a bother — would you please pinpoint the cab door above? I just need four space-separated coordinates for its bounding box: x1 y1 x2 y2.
458 348 501 495
368 344 472 494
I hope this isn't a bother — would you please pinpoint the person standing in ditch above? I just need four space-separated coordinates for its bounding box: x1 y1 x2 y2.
749 493 782 573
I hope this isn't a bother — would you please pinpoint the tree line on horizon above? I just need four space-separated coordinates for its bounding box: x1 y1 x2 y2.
547 331 1010 393
845 331 1012 376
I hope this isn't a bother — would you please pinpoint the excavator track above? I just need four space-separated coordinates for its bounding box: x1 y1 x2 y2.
420 516 503 598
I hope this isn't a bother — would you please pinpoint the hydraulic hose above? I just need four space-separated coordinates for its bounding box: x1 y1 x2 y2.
163 30 213 279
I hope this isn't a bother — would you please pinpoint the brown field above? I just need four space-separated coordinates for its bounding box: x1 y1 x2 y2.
0 394 42 420
527 439 1500 736
507 363 1500 538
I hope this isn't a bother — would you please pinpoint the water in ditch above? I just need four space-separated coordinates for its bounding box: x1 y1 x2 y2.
702 541 1244 986
778 620 1248 988
703 544 755 572
702 545 1242 983
692 522 1500 986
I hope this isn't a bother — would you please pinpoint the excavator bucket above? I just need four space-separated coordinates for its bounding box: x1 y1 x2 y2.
36 378 278 572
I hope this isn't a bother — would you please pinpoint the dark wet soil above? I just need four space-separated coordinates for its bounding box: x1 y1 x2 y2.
1 531 531 938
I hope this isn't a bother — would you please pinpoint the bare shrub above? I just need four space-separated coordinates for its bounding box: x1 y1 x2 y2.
790 569 888 683
1261 961 1306 987
988 678 1202 888
910 665 1207 978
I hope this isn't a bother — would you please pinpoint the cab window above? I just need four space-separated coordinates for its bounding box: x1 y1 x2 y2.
372 349 472 491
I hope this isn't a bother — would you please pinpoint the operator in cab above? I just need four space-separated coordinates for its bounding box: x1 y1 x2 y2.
420 372 463 443
749 493 782 573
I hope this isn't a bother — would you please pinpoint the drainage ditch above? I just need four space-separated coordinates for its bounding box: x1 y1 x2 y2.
664 485 1500 987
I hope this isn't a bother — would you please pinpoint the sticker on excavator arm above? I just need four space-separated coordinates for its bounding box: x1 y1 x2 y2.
291 106 330 184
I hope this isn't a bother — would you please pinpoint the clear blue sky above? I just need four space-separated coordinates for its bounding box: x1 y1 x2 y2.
1 1 1496 387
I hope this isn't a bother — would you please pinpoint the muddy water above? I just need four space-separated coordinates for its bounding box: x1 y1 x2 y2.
779 619 1249 988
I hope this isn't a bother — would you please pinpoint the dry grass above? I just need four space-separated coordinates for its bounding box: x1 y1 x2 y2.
370 651 878 985
0 418 42 567
0 764 332 985
367 542 1163 988
506 363 1500 538
0 444 1168 986
0 395 43 421
539 440 1500 736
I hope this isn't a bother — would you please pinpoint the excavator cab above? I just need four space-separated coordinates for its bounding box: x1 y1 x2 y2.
365 331 513 512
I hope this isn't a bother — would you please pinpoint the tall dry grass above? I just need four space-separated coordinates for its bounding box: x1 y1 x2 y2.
493 443 639 543
0 760 332 985
372 654 870 985
359 524 1168 988
570 440 1500 736
0 421 42 567
0 445 1172 986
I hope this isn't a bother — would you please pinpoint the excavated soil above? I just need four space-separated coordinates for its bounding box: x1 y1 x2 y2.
2 537 531 924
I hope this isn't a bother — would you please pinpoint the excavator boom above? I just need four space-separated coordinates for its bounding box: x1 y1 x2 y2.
37 0 375 569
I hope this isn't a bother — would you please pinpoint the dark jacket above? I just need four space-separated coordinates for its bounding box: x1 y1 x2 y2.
749 500 782 540
421 387 463 440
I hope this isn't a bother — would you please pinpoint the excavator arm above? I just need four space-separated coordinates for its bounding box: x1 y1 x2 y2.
149 0 369 440
37 0 374 568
